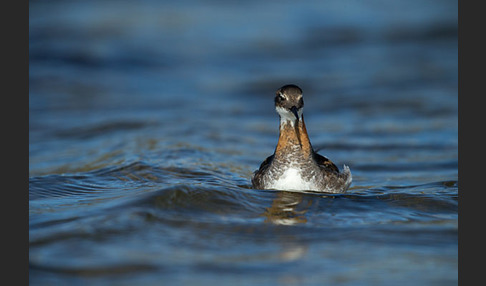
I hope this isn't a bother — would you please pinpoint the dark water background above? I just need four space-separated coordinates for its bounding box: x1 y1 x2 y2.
29 0 458 285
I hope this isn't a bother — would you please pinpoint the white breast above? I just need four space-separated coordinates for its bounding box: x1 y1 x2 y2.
267 166 317 191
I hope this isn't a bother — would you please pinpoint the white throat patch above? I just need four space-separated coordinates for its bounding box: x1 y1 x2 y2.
276 106 303 127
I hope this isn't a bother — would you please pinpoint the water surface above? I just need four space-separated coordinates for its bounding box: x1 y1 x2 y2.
29 0 458 285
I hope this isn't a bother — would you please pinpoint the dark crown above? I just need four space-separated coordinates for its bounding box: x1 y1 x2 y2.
275 84 304 109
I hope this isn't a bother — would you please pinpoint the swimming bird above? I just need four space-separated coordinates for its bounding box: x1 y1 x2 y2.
252 84 352 193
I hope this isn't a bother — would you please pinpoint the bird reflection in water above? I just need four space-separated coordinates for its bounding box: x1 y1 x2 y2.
262 191 311 225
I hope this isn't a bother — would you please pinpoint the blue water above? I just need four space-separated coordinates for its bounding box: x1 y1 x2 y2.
29 0 458 285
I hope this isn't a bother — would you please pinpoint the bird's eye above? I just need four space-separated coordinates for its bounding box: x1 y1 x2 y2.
277 93 286 101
